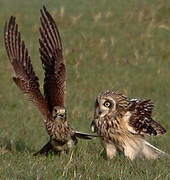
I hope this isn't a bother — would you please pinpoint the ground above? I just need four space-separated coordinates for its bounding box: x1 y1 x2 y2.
0 0 170 179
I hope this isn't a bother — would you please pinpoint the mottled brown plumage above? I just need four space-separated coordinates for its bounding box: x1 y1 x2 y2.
4 16 50 121
4 6 98 155
39 7 65 111
128 99 166 136
91 90 168 160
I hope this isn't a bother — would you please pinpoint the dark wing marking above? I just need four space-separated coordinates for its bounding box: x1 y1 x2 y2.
4 16 51 120
40 6 66 112
75 131 100 139
126 99 166 136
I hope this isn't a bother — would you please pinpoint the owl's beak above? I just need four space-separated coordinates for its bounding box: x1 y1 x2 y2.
95 107 102 117
96 109 106 118
98 110 102 115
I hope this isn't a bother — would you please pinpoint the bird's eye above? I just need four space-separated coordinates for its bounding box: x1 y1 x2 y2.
104 101 111 107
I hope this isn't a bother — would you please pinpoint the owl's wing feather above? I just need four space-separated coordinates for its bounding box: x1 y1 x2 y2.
4 16 50 120
40 6 65 112
126 99 166 136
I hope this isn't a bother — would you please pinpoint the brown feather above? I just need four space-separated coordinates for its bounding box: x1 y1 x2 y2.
92 90 168 160
127 99 166 136
39 6 65 111
46 120 74 143
4 16 50 120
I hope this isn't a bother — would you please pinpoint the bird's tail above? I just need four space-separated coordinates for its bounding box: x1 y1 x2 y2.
75 131 100 140
143 140 169 159
34 141 52 156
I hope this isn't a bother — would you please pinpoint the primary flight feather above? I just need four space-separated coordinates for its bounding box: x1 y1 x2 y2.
4 6 98 155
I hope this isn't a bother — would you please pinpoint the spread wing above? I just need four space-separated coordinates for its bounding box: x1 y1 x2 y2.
39 6 66 112
125 99 166 136
4 16 50 120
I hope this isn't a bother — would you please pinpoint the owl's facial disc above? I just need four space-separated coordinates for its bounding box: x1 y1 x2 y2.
52 106 66 120
95 97 116 118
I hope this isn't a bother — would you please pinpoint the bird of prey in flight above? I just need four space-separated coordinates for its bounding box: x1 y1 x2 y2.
4 6 98 155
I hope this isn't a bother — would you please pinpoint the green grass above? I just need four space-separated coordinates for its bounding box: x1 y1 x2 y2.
0 0 170 179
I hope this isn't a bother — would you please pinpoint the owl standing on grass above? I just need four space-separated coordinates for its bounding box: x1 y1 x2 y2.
91 90 168 160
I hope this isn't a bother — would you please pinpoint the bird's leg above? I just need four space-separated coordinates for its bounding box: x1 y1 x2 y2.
34 141 52 156
102 141 117 159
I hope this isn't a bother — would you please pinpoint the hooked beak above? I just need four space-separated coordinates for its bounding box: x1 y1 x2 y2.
58 114 65 118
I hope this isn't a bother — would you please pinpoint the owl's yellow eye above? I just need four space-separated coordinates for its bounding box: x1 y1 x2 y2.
104 101 111 107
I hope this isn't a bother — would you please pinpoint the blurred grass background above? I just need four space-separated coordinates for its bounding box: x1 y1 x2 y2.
0 0 170 179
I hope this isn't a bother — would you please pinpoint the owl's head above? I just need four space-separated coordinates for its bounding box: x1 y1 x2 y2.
94 90 129 118
52 106 66 120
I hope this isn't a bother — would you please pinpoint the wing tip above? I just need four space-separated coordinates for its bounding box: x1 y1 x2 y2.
4 16 16 36
158 127 167 135
40 5 46 13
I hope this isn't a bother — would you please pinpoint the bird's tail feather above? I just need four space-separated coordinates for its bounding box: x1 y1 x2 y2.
143 140 169 159
34 141 52 156
75 131 99 140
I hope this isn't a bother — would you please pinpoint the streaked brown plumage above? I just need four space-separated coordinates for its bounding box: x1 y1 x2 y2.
4 6 98 155
91 90 168 160
128 99 166 136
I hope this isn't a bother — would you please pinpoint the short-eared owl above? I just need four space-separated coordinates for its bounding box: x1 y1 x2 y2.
91 90 168 160
4 6 97 155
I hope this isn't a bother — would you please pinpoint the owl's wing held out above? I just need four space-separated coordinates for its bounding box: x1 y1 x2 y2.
4 16 50 120
125 99 166 136
39 6 66 112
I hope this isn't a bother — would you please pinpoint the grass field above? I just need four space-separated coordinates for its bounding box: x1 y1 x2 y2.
0 0 170 179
